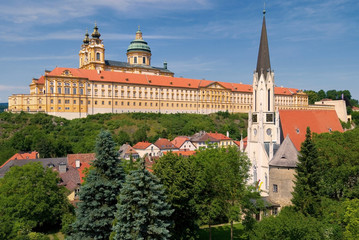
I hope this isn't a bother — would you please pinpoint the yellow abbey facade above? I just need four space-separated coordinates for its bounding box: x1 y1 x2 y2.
8 24 315 120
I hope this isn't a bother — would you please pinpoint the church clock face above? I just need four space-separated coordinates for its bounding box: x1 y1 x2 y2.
266 128 272 136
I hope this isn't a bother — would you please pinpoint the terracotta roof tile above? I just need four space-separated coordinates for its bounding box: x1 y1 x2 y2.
46 67 296 95
0 151 39 169
67 153 95 167
279 110 344 150
207 132 232 140
77 162 91 183
133 141 152 149
9 151 39 161
171 136 190 148
154 138 177 150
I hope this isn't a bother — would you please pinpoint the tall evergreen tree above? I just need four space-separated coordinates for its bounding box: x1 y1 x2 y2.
70 131 125 239
292 127 321 216
113 160 173 240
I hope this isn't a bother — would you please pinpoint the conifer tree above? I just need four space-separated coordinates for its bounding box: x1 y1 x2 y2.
292 127 321 216
113 160 173 240
69 131 125 239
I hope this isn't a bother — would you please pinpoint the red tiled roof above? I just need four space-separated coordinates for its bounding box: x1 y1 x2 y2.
37 76 45 84
67 153 95 167
279 110 344 150
133 141 152 149
9 151 39 161
352 106 359 111
0 151 39 169
207 132 232 140
45 67 296 95
164 150 197 156
77 162 91 183
171 136 190 148
274 87 298 96
154 138 177 149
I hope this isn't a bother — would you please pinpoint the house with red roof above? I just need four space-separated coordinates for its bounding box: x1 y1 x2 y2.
190 131 234 149
207 132 234 147
171 136 196 151
154 138 179 153
133 141 161 158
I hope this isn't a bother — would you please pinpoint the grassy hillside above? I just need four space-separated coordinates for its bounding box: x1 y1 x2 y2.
0 111 248 165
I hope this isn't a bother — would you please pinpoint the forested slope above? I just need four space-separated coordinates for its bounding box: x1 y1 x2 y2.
0 111 248 165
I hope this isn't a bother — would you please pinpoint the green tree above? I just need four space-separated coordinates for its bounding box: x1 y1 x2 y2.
318 89 326 100
154 152 200 240
70 131 125 240
251 207 325 240
113 160 173 239
218 147 251 240
344 199 359 239
292 127 321 216
304 90 320 104
0 162 71 239
314 128 359 200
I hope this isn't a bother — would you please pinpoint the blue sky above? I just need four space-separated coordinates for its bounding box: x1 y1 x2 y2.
1 0 359 102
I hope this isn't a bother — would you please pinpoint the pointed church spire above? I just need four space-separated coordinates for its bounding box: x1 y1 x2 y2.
256 9 271 79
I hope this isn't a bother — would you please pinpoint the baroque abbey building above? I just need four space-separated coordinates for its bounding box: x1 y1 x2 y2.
9 22 313 119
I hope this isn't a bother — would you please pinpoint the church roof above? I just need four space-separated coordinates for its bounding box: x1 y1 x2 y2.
269 135 298 168
256 12 271 79
46 67 297 95
279 110 344 150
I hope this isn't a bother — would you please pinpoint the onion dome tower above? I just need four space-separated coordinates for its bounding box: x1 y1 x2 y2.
79 23 105 69
83 30 90 45
126 26 152 66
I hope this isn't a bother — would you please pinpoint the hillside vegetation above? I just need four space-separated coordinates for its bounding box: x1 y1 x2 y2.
0 111 248 165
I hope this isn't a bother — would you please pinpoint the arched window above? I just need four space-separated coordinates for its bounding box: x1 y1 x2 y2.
96 52 100 61
143 57 146 64
134 57 137 64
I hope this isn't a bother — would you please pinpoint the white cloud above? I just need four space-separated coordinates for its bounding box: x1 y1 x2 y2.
0 0 212 25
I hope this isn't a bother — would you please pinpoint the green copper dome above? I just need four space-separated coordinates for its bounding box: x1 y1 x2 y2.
127 39 151 53
127 28 151 53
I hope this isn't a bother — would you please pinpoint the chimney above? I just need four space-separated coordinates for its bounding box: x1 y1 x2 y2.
59 162 67 173
226 131 229 137
75 159 81 168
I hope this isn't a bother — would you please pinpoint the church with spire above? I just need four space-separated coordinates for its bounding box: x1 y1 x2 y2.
246 8 279 197
245 9 344 216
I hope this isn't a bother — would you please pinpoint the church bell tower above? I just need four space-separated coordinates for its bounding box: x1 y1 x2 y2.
246 9 280 196
79 23 105 70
